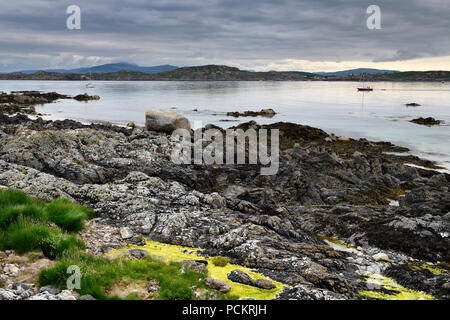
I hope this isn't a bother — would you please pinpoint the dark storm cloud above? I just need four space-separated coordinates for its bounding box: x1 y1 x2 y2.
0 0 449 71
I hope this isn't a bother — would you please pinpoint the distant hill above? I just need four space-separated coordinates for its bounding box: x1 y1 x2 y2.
140 65 316 80
322 70 450 82
0 65 317 81
15 63 179 75
1 65 448 81
316 68 398 77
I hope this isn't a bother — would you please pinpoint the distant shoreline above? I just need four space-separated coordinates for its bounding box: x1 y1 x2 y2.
0 78 448 82
0 65 449 82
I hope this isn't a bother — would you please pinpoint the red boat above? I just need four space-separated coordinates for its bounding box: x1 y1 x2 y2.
357 73 373 91
358 87 373 91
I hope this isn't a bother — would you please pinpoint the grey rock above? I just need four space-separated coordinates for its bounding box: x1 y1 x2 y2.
39 285 61 295
145 110 191 134
227 269 254 285
227 269 276 290
120 227 133 239
253 279 277 290
276 284 346 300
372 253 390 262
181 260 208 274
205 277 231 293
128 249 150 259
0 288 20 300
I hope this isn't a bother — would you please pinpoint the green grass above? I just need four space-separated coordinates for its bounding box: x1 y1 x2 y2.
39 252 211 300
0 189 93 232
0 204 46 229
46 198 94 232
0 218 85 259
0 189 92 259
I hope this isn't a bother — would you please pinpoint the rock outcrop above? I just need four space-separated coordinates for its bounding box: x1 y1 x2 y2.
227 109 277 118
410 117 441 126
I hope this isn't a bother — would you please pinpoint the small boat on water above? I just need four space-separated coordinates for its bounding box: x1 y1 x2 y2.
85 72 95 88
357 73 373 91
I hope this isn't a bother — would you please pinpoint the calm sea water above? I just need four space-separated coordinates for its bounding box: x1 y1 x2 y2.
1 80 449 170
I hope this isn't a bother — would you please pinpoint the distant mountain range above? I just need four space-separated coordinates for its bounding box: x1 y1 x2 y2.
1 64 448 81
13 63 179 75
0 65 316 81
316 68 398 77
3 64 399 77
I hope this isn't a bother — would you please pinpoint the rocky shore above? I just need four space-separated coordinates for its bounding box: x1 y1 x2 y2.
0 91 100 116
0 92 449 300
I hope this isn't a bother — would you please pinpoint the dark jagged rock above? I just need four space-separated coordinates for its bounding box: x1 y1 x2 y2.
385 264 450 299
73 93 100 101
227 109 277 118
227 269 276 289
410 117 441 126
0 91 70 105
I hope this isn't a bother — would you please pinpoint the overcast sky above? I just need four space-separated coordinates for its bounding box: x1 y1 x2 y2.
0 0 449 72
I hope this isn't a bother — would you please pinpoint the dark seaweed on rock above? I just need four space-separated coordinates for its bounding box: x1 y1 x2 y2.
410 117 441 126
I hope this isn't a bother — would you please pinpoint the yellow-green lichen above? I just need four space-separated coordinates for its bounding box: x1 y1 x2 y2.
107 240 288 300
358 273 434 300
409 262 447 275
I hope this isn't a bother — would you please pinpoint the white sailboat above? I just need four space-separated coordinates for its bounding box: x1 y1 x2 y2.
85 72 95 88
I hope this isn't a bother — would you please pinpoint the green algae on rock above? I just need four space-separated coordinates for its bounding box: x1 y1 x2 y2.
358 273 434 300
107 240 288 300
409 262 447 275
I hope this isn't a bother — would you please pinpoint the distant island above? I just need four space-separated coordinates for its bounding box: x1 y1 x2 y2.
316 68 399 77
323 71 450 82
0 64 449 81
3 63 178 75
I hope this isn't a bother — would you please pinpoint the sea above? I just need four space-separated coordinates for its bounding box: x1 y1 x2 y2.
1 80 449 171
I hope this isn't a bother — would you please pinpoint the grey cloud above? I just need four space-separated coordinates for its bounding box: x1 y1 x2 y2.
0 0 449 71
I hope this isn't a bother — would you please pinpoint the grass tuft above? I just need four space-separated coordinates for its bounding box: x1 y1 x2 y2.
0 189 91 259
0 218 84 259
46 198 94 232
